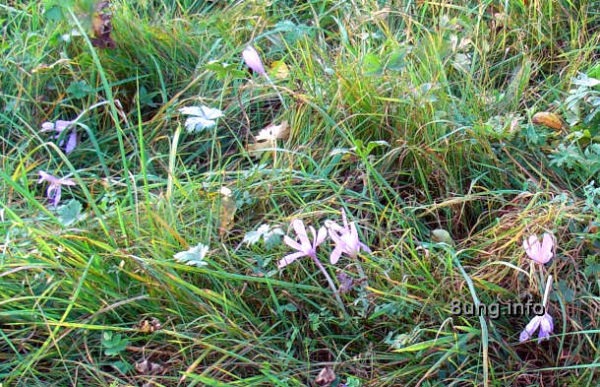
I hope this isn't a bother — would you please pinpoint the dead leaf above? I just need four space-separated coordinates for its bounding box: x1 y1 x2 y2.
315 366 336 386
257 121 289 141
218 187 236 236
137 317 162 333
135 359 165 375
336 272 354 294
91 1 116 48
270 61 290 80
532 112 564 131
246 121 289 156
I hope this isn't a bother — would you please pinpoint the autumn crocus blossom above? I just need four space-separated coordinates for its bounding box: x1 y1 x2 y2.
41 120 77 154
523 232 555 264
242 46 267 76
519 312 554 343
278 219 327 269
519 275 554 343
37 171 76 207
325 209 371 264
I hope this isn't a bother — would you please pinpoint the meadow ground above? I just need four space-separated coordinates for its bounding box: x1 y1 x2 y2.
1 1 599 386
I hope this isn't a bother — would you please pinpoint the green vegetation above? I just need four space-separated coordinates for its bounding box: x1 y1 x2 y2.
1 0 599 385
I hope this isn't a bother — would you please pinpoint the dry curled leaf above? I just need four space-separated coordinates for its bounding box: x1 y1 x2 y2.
336 272 354 294
247 121 289 156
91 1 116 48
218 187 236 236
137 317 162 333
135 359 165 375
315 366 336 386
532 112 564 131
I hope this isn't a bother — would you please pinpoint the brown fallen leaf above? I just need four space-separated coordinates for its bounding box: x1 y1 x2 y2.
315 366 336 386
246 121 289 157
532 112 565 131
137 317 162 333
91 0 116 49
218 187 236 237
135 359 165 375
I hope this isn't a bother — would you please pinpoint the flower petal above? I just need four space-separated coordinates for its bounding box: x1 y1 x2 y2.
330 246 343 265
316 226 328 246
55 120 75 132
277 251 306 269
539 232 555 264
291 219 311 249
242 46 266 75
524 315 542 336
283 235 303 251
64 131 78 154
519 329 531 343
38 171 58 185
41 122 55 132
523 235 541 262
540 313 553 334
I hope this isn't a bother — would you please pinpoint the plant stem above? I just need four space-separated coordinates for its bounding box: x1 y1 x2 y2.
311 256 349 319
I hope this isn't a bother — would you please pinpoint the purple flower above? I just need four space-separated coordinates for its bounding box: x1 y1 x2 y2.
523 232 555 264
325 209 371 264
278 219 327 269
41 120 77 154
37 171 76 207
242 46 266 76
519 312 554 343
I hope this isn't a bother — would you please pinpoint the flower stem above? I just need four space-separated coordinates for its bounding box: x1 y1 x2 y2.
311 256 349 319
263 74 287 109
542 275 553 308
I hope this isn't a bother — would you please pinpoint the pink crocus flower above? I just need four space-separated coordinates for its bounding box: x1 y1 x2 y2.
242 46 267 76
278 219 327 269
519 275 554 344
41 120 77 154
325 209 371 264
37 171 76 207
519 312 554 343
523 232 555 264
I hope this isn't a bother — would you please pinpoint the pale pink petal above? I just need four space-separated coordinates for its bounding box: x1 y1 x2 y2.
519 329 531 342
38 171 59 185
278 251 306 269
47 185 61 206
59 177 76 186
41 122 55 131
55 120 74 132
539 233 555 264
283 235 303 251
540 313 553 334
291 219 311 248
341 209 349 229
524 315 542 337
523 235 541 261
316 226 328 246
64 131 78 154
330 246 343 264
242 46 266 75
359 242 372 253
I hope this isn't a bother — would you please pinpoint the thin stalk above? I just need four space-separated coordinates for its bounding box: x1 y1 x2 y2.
311 255 349 319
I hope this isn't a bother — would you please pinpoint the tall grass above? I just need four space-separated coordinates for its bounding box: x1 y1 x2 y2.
1 0 599 385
